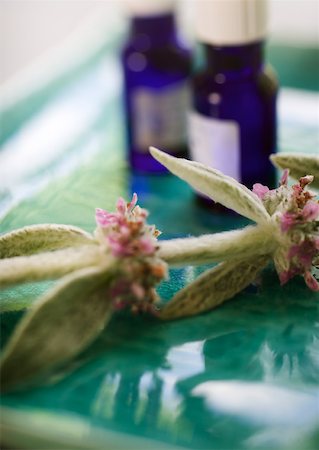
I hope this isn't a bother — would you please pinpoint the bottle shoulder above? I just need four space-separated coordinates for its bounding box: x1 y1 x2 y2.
192 65 278 95
123 42 190 60
122 43 191 75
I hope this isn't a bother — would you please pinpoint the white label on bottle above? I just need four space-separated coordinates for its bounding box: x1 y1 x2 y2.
132 81 190 152
188 111 241 181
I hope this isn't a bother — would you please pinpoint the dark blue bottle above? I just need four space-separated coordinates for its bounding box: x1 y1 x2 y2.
189 0 278 193
121 3 191 173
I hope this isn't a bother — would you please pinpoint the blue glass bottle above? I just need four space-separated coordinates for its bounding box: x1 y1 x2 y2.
189 0 278 202
121 6 191 173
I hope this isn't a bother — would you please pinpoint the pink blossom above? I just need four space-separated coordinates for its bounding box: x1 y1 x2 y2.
302 201 319 221
280 268 319 292
95 194 166 313
134 205 148 220
304 271 319 292
252 183 270 199
116 197 126 214
281 237 319 291
139 237 156 255
108 237 128 257
279 173 319 233
279 169 289 186
95 209 118 227
274 172 319 291
300 175 314 188
288 240 317 268
131 283 145 299
127 192 138 212
292 183 303 198
280 212 297 232
119 225 131 237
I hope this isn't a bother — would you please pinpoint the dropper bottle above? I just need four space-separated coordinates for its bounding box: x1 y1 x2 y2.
121 0 191 173
189 0 278 195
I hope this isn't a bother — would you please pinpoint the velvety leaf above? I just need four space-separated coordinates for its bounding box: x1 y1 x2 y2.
0 224 96 259
270 153 319 188
150 147 270 224
0 266 116 392
0 245 105 289
159 224 275 266
159 256 270 320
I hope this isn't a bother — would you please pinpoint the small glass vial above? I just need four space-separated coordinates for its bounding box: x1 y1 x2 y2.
189 0 278 194
121 0 191 173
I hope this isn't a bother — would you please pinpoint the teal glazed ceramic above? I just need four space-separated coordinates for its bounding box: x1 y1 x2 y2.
1 56 318 450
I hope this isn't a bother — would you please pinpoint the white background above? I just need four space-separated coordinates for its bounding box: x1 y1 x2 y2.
0 0 318 85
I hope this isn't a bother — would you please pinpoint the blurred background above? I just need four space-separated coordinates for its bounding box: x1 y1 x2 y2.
1 0 318 88
0 0 318 223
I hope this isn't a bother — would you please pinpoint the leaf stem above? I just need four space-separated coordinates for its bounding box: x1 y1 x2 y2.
0 246 107 289
158 224 276 266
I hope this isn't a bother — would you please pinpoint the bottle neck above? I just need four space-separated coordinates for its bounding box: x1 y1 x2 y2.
200 41 264 79
129 12 176 46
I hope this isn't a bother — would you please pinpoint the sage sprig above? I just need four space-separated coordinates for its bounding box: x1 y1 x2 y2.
1 150 318 391
0 195 167 391
150 148 319 304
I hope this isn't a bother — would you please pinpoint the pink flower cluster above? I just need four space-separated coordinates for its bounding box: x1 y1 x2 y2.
254 172 319 291
109 258 167 314
95 194 167 313
280 176 319 232
96 193 158 258
253 169 289 201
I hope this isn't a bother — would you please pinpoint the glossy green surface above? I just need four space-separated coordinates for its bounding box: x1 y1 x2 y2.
267 43 319 92
1 53 318 449
2 272 319 450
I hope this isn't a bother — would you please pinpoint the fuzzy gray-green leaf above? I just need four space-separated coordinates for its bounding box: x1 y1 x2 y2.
150 147 269 224
0 224 96 259
270 153 319 188
0 266 116 392
0 245 106 289
159 256 270 320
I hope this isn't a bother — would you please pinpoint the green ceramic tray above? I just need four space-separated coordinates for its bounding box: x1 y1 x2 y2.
1 56 318 450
